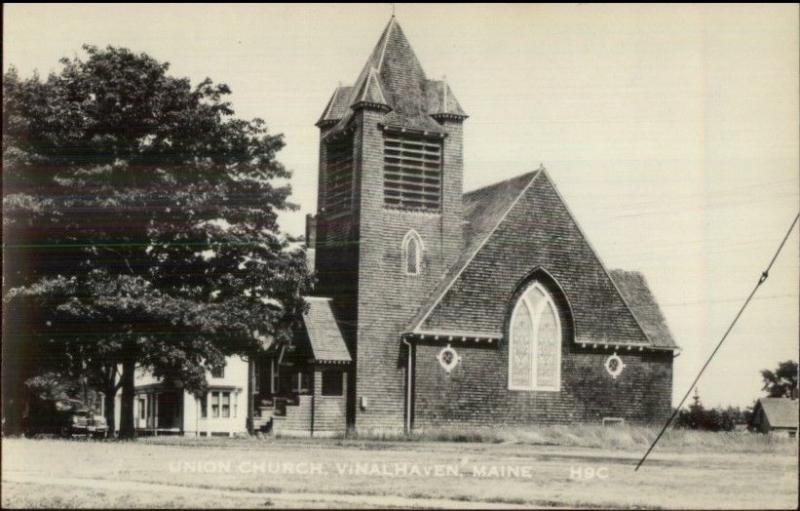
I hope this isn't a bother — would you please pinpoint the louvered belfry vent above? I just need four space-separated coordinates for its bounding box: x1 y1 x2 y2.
383 133 442 211
325 135 354 214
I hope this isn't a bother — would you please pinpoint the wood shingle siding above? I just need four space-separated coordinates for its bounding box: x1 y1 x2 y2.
414 342 673 427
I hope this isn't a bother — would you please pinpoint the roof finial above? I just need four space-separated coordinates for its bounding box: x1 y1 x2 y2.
391 3 395 17
442 75 448 111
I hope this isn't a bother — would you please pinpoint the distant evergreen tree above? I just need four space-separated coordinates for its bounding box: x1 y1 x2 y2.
674 388 736 432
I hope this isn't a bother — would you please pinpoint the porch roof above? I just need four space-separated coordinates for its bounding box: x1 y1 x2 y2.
303 297 352 363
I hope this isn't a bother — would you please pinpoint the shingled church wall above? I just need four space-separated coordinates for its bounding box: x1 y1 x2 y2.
411 174 674 427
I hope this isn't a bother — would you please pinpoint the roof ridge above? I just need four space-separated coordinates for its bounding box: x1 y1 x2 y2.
463 169 540 199
610 268 643 275
322 87 341 119
357 66 389 105
377 16 396 72
409 170 543 333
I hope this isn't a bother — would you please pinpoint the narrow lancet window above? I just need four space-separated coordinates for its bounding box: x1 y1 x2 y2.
401 230 423 275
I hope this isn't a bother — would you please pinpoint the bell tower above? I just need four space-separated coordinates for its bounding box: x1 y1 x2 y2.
313 17 468 430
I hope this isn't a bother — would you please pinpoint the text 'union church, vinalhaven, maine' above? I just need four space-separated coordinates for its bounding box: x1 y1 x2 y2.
128 17 678 437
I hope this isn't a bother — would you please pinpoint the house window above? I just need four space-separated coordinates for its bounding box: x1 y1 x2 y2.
322 370 344 396
211 392 220 418
508 282 562 392
401 230 423 275
211 362 225 379
208 391 233 418
221 392 230 418
199 395 207 418
138 397 146 419
383 133 442 211
325 135 354 214
291 371 311 394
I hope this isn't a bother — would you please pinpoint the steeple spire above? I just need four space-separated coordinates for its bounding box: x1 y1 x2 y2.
317 17 467 134
376 16 395 73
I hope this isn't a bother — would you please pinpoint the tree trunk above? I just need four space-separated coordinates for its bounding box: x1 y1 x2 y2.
103 386 116 436
118 359 136 439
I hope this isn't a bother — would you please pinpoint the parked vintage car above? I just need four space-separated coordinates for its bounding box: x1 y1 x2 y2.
24 397 108 438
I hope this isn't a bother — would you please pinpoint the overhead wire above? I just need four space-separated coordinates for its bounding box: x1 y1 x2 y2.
635 212 800 471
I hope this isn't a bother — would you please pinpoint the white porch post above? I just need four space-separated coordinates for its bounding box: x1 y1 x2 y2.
205 391 210 437
154 393 159 435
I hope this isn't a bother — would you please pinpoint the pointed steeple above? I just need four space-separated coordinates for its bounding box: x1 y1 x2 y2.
428 76 467 121
318 17 467 135
316 85 354 128
351 66 390 111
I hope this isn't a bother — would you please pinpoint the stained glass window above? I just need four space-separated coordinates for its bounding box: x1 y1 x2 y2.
508 282 562 391
406 237 418 274
509 302 533 389
536 302 559 388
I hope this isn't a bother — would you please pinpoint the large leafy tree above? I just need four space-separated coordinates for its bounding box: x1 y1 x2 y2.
760 360 799 398
2 45 312 437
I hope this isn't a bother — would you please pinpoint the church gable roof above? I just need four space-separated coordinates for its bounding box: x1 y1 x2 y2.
463 171 541 248
407 170 541 334
408 169 675 350
608 270 678 349
319 17 465 136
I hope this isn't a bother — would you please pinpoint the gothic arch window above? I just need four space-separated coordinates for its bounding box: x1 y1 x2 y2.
401 230 423 275
508 282 562 392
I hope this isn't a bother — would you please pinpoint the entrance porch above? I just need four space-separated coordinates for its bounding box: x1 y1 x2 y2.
249 297 351 436
134 386 183 436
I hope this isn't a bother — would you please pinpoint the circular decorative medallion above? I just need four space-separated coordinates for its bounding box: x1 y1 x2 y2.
437 345 461 374
605 352 626 379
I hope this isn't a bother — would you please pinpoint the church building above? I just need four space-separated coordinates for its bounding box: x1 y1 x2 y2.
127 17 678 437
288 16 678 434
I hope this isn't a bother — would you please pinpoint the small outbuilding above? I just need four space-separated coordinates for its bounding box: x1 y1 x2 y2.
749 397 798 437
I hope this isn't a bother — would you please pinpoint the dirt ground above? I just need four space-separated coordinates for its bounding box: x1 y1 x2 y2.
2 437 797 509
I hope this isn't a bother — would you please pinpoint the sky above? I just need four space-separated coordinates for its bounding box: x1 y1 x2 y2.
4 3 798 409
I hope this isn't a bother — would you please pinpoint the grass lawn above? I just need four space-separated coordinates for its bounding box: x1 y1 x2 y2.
2 431 797 509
